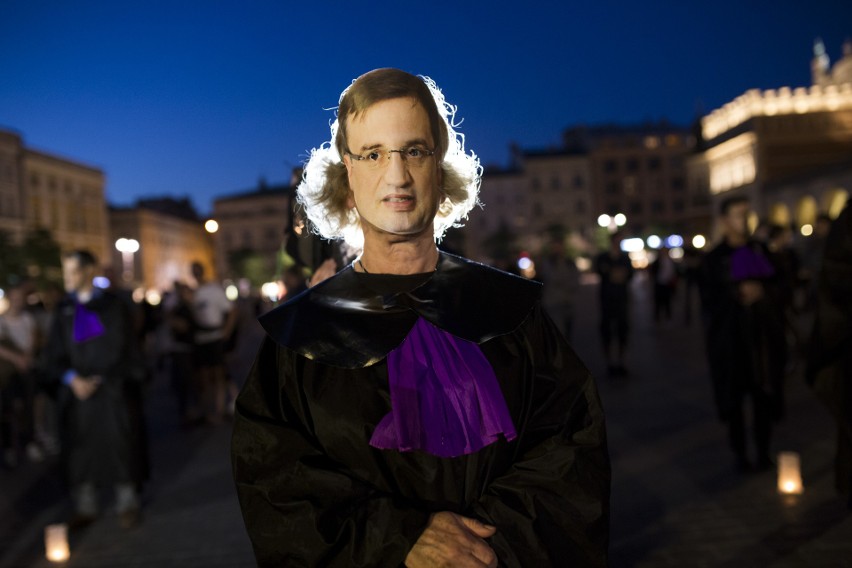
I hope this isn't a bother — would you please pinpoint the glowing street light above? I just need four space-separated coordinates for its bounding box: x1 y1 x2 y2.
115 238 140 282
205 219 219 233
597 214 611 228
613 213 627 227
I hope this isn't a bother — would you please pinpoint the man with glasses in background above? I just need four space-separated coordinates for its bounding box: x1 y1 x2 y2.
231 68 610 567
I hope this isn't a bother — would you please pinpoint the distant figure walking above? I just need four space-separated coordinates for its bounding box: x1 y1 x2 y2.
190 261 236 423
649 247 678 323
538 238 580 341
699 197 787 473
595 231 634 377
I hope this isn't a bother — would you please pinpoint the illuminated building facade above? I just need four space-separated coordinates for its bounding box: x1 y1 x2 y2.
109 198 215 293
211 179 294 281
691 39 852 235
0 128 109 261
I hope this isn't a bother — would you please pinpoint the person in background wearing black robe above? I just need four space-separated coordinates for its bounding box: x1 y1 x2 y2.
231 68 610 567
43 250 148 529
806 198 852 509
699 196 787 473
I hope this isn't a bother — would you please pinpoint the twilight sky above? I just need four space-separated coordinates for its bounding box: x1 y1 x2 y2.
1 1 850 216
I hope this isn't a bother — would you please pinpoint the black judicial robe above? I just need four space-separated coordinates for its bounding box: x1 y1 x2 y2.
232 252 610 567
43 291 148 487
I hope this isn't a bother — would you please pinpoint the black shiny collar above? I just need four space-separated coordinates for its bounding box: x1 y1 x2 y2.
259 252 541 368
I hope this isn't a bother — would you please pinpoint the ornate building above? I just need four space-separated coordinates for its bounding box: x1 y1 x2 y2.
690 38 852 236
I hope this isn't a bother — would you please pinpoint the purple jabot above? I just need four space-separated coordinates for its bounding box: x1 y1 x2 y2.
730 246 775 281
369 317 517 458
73 303 105 343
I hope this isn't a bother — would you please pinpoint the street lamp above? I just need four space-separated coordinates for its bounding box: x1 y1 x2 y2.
115 238 140 283
205 219 219 233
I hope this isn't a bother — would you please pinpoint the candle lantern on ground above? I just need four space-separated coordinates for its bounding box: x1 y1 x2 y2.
44 523 69 562
777 451 804 495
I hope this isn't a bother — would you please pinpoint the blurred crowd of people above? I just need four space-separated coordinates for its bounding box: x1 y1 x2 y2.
0 254 278 529
1 192 850 530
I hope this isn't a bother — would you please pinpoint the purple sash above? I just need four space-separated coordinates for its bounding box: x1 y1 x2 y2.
73 303 105 343
369 317 517 458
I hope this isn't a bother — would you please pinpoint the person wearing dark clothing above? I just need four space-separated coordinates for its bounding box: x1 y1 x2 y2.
595 233 634 377
166 281 199 426
42 250 148 529
231 68 610 567
649 246 678 323
806 199 852 508
699 197 788 473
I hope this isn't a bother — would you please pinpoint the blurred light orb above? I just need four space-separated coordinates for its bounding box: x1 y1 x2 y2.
261 281 281 302
92 276 110 289
646 235 662 249
115 238 139 253
692 234 707 249
666 234 684 248
614 213 627 227
205 219 219 233
145 290 162 306
800 224 813 237
620 237 645 252
225 284 239 301
597 214 611 228
517 257 532 271
670 247 685 260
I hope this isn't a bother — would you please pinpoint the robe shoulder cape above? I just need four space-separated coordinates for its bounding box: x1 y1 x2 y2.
233 252 611 567
258 251 541 368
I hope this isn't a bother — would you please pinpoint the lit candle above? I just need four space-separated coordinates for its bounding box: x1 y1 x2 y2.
777 451 804 495
44 523 70 563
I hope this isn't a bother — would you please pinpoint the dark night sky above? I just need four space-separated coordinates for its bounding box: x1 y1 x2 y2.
1 0 850 215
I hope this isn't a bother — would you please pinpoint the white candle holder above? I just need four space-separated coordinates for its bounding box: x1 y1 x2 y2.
777 451 804 495
44 523 70 563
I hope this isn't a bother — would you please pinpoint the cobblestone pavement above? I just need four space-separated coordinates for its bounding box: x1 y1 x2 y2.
1 272 849 567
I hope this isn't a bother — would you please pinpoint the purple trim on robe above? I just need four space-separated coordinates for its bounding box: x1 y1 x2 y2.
369 317 517 458
730 245 775 281
73 303 106 343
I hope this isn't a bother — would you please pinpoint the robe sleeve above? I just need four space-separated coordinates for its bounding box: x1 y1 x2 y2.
231 337 430 567
469 305 610 567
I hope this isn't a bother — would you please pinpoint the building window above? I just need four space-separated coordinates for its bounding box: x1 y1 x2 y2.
644 136 660 149
651 200 665 213
603 160 618 174
673 200 685 212
30 173 40 187
576 200 586 214
630 201 643 214
647 157 661 170
605 181 620 195
573 175 584 188
625 158 639 173
672 177 685 192
551 177 560 190
665 134 681 147
533 202 543 216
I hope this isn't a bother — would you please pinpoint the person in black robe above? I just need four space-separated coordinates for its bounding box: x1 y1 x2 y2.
594 231 634 377
231 68 610 567
806 198 852 508
43 250 148 528
699 196 787 473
